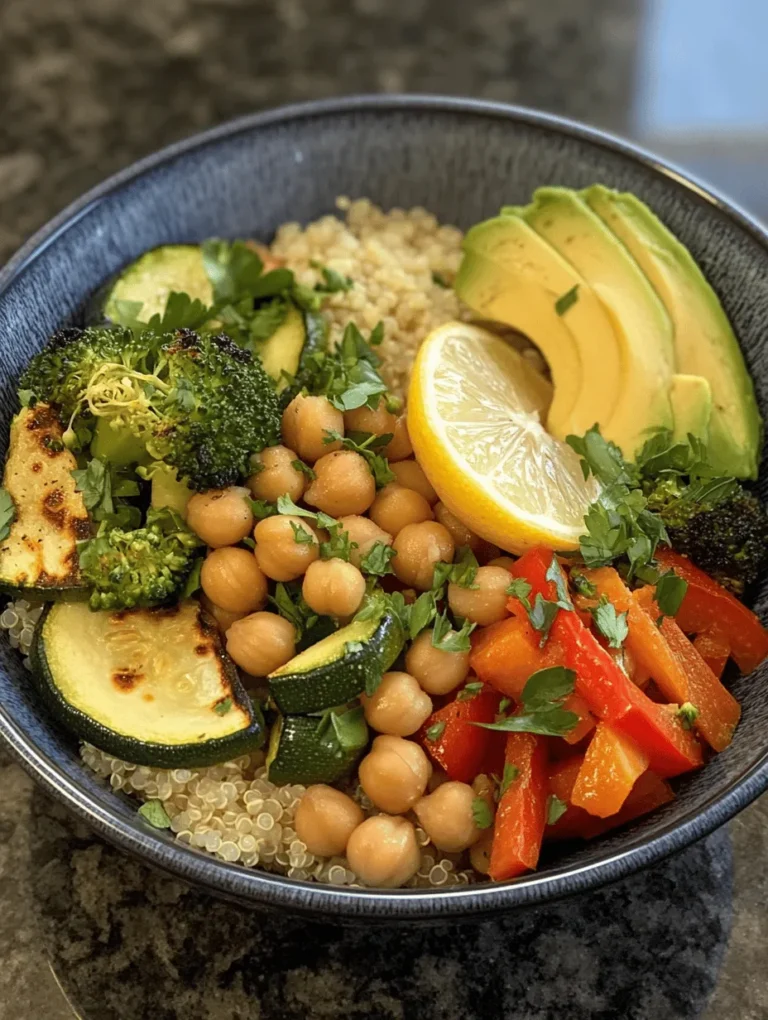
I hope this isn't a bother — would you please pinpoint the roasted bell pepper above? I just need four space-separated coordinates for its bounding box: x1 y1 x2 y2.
470 614 563 696
561 692 596 745
418 684 503 783
489 731 548 881
509 548 703 777
571 722 649 818
634 585 740 752
546 755 593 840
656 547 768 674
693 631 730 680
587 771 675 837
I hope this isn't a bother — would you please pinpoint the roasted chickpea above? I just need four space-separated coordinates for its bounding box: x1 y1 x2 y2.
390 460 438 505
304 450 375 517
294 785 364 858
344 399 396 438
469 831 493 875
358 735 432 814
200 547 268 614
282 393 344 463
247 445 306 503
346 815 421 889
302 558 366 617
448 565 511 626
200 594 246 634
413 781 484 853
488 555 516 572
385 414 413 461
369 483 434 537
226 611 296 675
337 515 393 570
361 671 433 736
405 629 470 695
434 502 480 552
253 515 320 581
392 521 454 591
186 486 253 548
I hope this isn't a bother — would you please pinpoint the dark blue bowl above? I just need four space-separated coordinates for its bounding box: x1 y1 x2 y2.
2 96 767 923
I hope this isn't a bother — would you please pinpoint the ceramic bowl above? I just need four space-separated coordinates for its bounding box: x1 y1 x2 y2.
2 96 767 922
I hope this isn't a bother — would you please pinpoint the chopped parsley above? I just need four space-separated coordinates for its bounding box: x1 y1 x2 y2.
472 797 494 830
590 595 629 649
323 428 395 487
546 795 568 825
431 611 476 652
498 762 520 798
655 570 688 622
474 666 578 737
506 577 532 609
426 720 446 742
360 541 397 577
555 284 579 316
676 702 699 730
214 697 233 716
138 800 172 829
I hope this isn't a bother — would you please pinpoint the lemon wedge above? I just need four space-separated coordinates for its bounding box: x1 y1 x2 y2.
407 322 599 553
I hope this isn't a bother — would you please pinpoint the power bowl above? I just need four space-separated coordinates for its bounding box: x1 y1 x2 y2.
1 96 767 923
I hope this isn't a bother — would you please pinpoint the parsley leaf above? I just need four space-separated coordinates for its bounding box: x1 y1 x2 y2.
546 795 568 825
522 666 577 709
182 556 204 598
291 459 316 481
360 541 396 577
506 577 532 610
72 457 113 515
676 702 699 730
268 581 319 640
247 298 289 342
474 666 578 737
0 488 15 543
456 680 484 701
570 571 597 598
276 494 320 519
472 797 494 830
555 284 579 316
246 497 278 520
138 800 172 829
312 264 354 293
409 590 438 639
301 320 390 413
144 290 211 333
545 555 573 609
214 697 233 716
319 523 356 561
425 720 446 742
431 270 450 288
527 593 561 647
431 611 476 652
590 595 629 648
290 521 315 545
323 428 395 487
655 570 688 621
498 762 519 798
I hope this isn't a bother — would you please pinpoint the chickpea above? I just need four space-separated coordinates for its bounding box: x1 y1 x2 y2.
344 399 396 438
434 502 480 552
302 558 366 617
200 547 268 614
282 393 344 463
413 781 484 853
448 566 511 627
488 555 516 572
405 629 470 695
392 521 454 591
337 515 392 570
304 450 375 517
247 445 306 503
226 611 296 675
385 414 413 462
469 831 494 875
369 483 434 537
358 735 432 814
253 514 320 581
294 785 364 858
200 594 246 634
390 460 438 505
186 486 253 548
346 814 421 889
361 671 433 736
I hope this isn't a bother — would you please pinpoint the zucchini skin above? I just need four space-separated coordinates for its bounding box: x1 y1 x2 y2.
279 309 328 408
267 714 366 785
30 605 265 769
0 582 89 602
268 611 405 715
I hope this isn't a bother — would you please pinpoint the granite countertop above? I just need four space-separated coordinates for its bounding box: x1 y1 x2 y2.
2 1 768 1017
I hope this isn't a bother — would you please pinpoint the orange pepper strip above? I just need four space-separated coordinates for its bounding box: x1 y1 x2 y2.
634 586 740 752
586 771 675 838
488 732 548 881
656 547 768 674
571 722 650 818
561 692 596 745
470 615 561 697
693 631 730 680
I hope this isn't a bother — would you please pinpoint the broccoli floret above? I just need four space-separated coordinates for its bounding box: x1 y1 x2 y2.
79 507 203 611
19 326 280 490
646 476 768 595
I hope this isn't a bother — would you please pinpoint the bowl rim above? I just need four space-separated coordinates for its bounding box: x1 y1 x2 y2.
2 93 768 920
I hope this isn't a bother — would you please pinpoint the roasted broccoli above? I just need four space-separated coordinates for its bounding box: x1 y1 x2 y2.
79 507 203 611
19 326 281 490
646 475 768 595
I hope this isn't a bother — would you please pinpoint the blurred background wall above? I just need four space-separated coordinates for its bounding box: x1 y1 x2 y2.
1 0 766 261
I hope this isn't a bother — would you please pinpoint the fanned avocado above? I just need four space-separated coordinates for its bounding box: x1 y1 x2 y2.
669 374 712 444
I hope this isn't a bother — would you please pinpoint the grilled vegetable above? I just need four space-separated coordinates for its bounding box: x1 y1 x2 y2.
266 705 369 785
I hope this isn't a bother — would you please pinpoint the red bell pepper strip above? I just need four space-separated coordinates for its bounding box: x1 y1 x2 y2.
571 722 650 818
509 548 703 777
546 755 594 840
489 731 548 880
655 547 768 674
693 631 730 680
634 586 741 752
417 684 503 783
470 615 564 697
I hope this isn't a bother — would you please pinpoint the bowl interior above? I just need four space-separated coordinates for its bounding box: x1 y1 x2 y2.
2 98 768 919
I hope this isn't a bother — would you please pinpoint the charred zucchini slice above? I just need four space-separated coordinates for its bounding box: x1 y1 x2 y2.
102 245 213 324
266 705 369 785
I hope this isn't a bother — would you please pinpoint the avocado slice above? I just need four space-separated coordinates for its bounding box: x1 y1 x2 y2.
669 374 712 444
583 185 762 478
456 216 621 439
513 188 676 458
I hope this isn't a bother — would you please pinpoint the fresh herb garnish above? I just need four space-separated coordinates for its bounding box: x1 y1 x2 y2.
527 593 562 647
214 697 233 716
676 702 699 730
0 488 15 543
546 795 568 825
315 704 368 754
545 555 573 609
431 271 450 289
360 541 396 577
72 457 113 515
474 666 579 737
456 681 484 701
181 556 204 598
323 428 395 487
590 595 629 648
246 496 278 520
290 521 315 545
319 523 356 562
138 800 172 829
431 611 476 652
426 720 446 742
506 577 532 610
555 284 579 316
654 570 688 622
311 264 354 294
570 571 597 598
498 762 519 798
432 546 479 590
302 320 390 413
472 797 494 830
292 459 316 480
268 581 319 640
409 590 438 639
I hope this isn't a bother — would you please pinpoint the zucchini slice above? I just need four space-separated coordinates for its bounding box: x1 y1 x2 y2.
259 302 307 391
0 405 90 599
267 706 369 785
268 609 404 714
103 245 214 324
31 599 264 768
